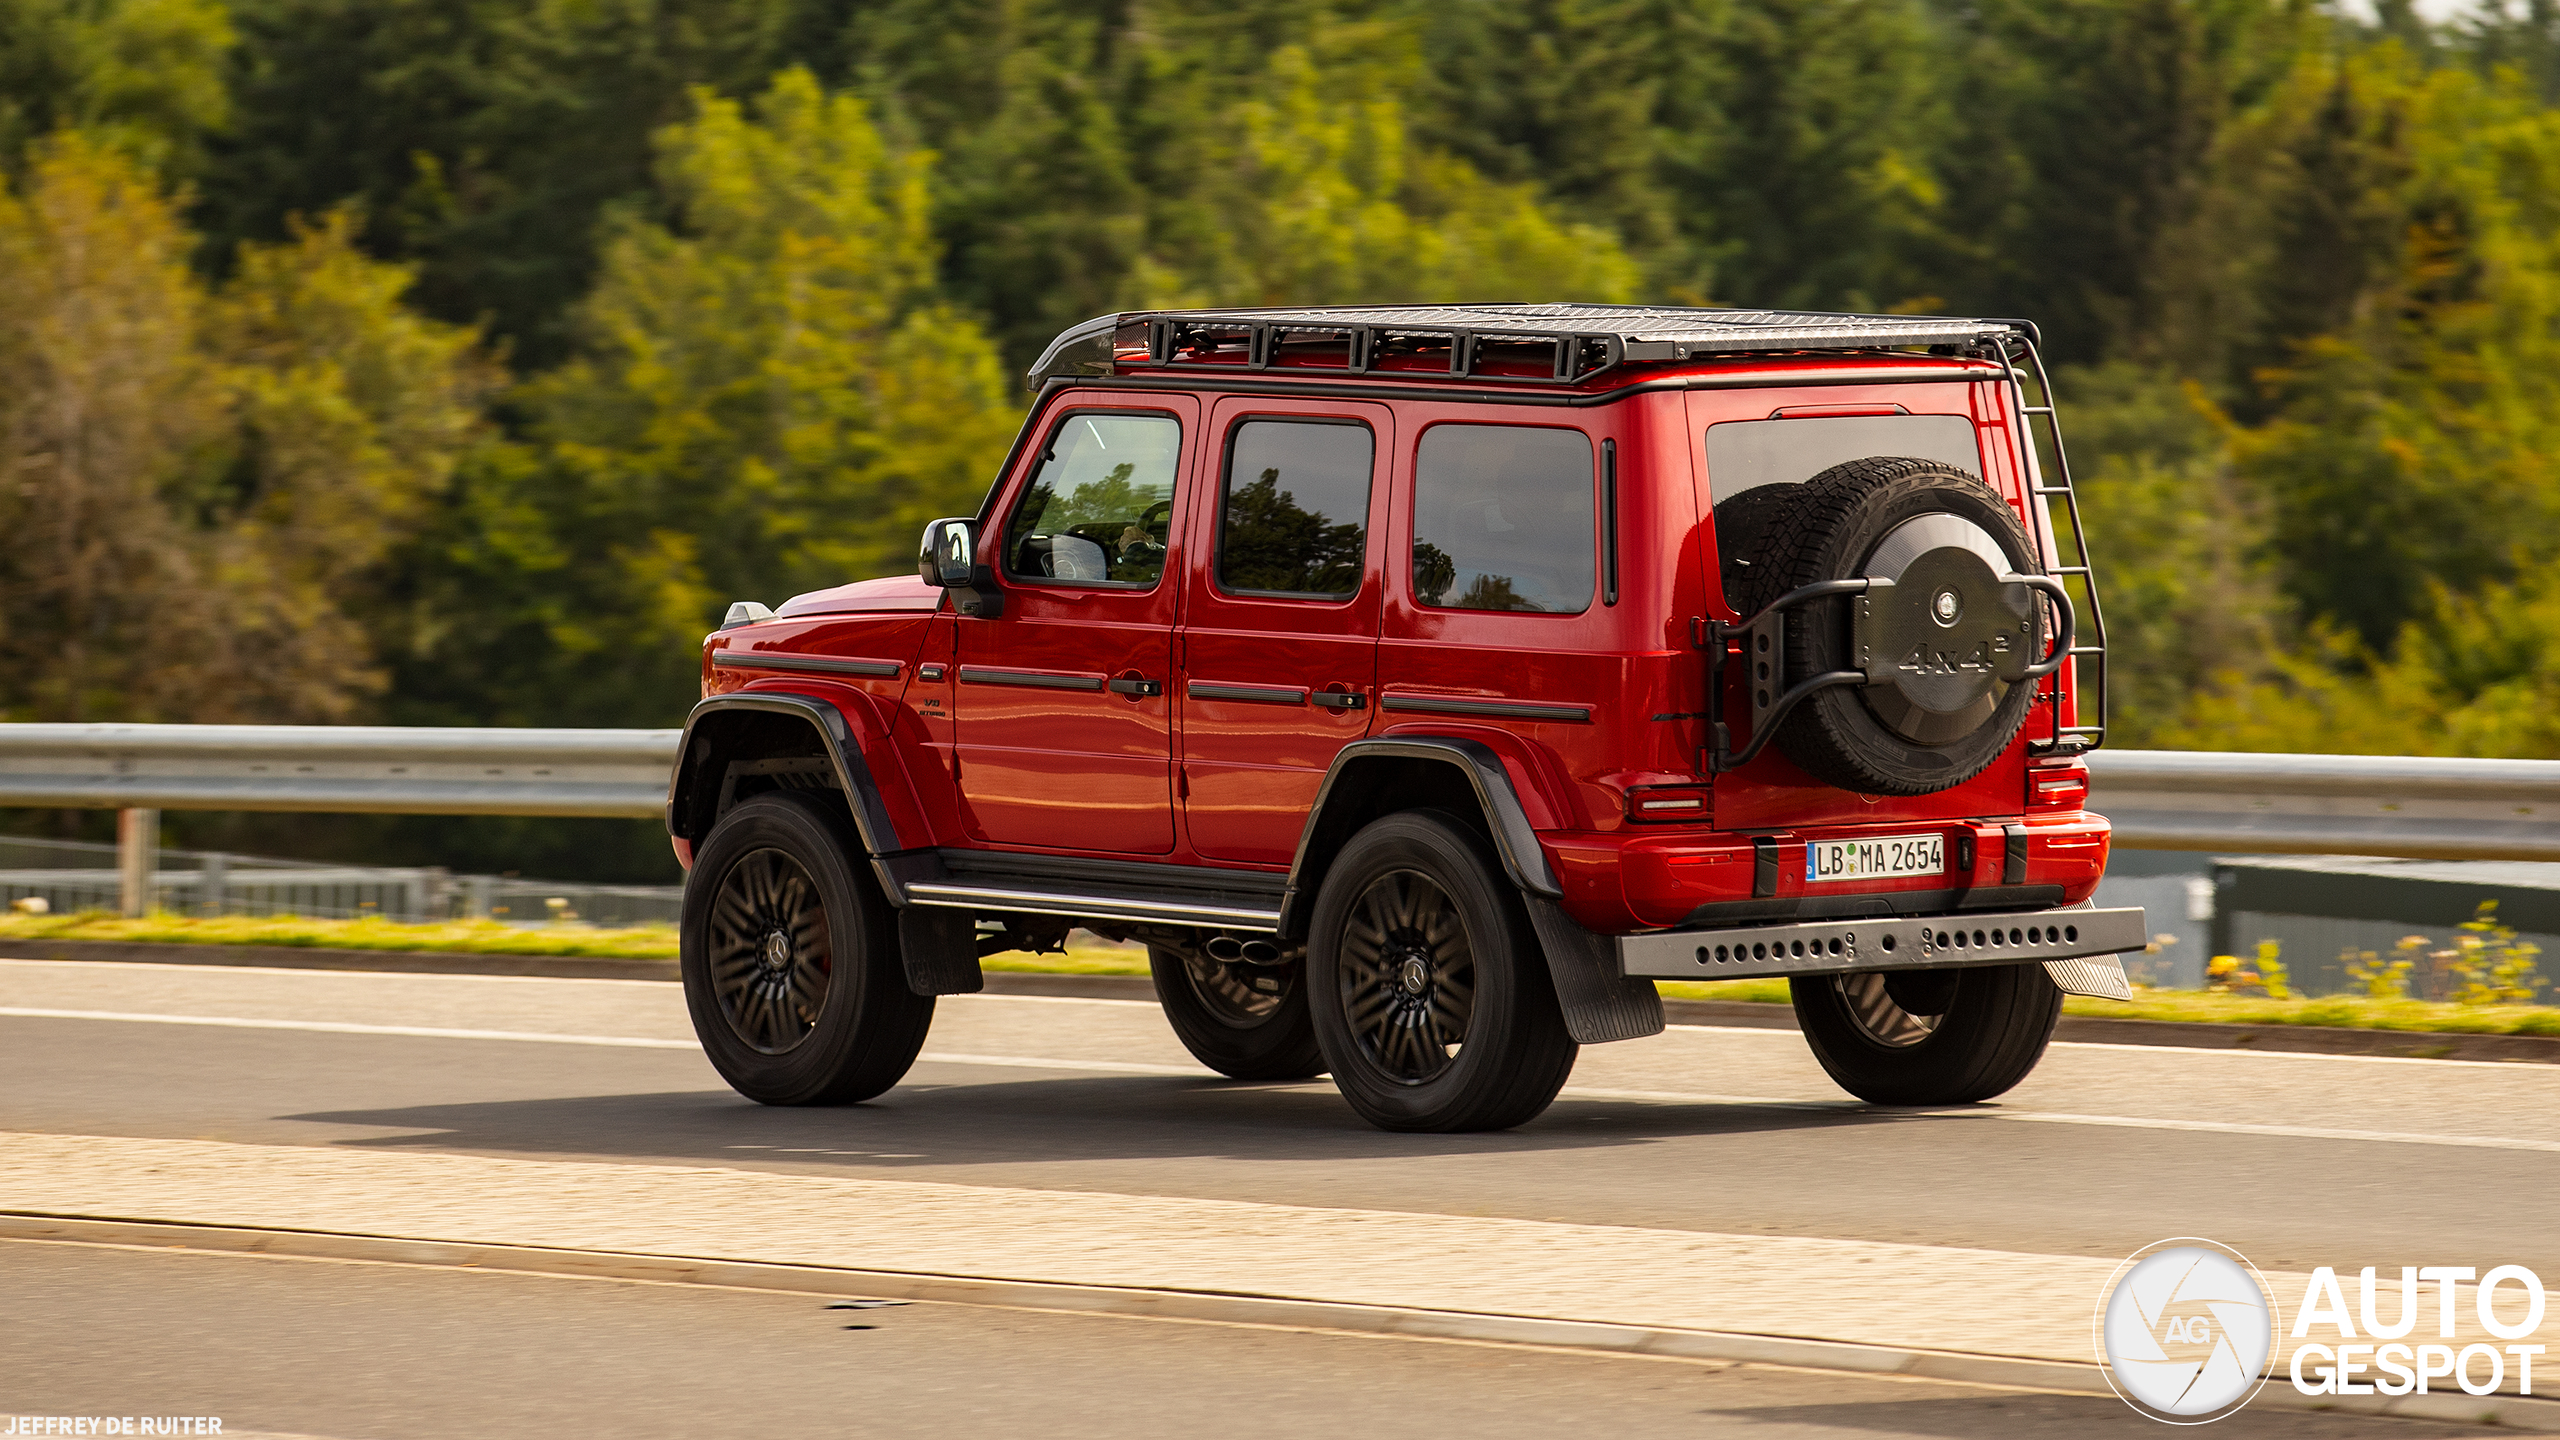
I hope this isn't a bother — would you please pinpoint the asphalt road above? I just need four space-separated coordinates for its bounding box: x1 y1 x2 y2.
3 958 2555 1436
0 1240 2484 1440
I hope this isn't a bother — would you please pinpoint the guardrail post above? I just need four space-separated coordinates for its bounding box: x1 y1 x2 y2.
117 808 159 917
200 851 228 916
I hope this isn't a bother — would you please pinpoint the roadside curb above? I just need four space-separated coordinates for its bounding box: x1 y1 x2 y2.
5 1213 2551 1429
8 938 2558 1064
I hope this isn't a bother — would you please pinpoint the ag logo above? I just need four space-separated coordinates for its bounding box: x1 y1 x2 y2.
2096 1238 2280 1423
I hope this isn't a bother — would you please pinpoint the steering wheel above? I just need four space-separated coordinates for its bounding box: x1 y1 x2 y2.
1139 500 1172 537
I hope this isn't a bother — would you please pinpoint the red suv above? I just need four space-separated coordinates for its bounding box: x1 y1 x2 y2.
668 303 2144 1132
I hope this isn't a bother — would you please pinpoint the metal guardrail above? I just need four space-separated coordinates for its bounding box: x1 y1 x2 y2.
0 725 2553 862
0 724 676 818
2087 749 2560 862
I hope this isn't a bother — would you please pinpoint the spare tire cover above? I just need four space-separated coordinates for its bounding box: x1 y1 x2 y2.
1721 456 2050 795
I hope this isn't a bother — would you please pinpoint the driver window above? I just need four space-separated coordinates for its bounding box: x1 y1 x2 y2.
1003 413 1182 586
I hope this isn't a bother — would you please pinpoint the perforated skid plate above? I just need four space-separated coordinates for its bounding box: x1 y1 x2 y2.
1616 905 2147 983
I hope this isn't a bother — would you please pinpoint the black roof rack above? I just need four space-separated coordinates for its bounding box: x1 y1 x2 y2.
1024 303 2028 391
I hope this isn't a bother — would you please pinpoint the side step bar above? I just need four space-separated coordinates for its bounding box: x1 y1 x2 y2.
1617 906 2147 987
900 882 1283 933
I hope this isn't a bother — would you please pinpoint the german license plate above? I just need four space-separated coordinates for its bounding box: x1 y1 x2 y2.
1806 833 1944 883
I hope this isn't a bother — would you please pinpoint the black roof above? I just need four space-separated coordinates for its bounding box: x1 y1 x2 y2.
1027 303 2029 390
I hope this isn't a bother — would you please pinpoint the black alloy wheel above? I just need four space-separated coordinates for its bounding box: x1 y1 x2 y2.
705 847 832 1055
1337 869 1477 1084
679 791 935 1106
1150 946 1325 1081
1307 810 1577 1132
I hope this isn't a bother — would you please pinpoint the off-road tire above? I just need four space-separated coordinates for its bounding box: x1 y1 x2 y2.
1729 457 2047 794
1307 811 1577 1132
1712 481 1810 614
1149 947 1325 1080
1791 961 2061 1105
680 791 935 1105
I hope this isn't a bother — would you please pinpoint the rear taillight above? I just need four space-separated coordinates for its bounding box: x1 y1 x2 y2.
1627 785 1712 823
2028 760 2089 811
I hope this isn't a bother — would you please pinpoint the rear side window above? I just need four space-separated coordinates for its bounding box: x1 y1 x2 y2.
1004 413 1182 586
1218 420 1373 598
1703 415 1981 504
1411 424 1594 614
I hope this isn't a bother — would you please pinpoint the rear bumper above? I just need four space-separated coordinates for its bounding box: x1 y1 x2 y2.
1617 904 2148 991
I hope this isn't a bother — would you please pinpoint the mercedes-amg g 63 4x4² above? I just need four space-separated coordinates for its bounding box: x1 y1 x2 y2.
670 303 2146 1132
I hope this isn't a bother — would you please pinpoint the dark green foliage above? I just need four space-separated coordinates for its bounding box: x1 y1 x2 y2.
18 0 2560 882
200 0 805 366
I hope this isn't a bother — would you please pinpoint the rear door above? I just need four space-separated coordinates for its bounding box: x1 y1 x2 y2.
953 394 1196 854
1176 398 1389 864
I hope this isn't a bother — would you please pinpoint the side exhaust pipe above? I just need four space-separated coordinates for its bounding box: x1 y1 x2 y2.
1203 935 1247 963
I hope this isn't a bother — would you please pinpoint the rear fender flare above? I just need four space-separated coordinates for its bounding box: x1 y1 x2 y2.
1280 737 1562 938
669 693 914 901
1281 737 1660 1045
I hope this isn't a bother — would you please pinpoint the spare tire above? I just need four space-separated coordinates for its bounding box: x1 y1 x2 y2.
1726 457 2050 795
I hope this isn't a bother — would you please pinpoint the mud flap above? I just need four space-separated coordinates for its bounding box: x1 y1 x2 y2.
2043 956 2130 1001
1525 896 1664 1044
899 907 984 996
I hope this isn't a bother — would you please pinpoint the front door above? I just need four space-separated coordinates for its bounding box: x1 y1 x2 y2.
1177 398 1388 864
954 395 1196 854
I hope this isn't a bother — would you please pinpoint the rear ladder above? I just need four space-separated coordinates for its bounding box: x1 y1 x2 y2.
1995 334 2108 753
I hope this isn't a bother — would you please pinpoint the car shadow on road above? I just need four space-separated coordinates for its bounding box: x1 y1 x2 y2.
284 1067 1942 1172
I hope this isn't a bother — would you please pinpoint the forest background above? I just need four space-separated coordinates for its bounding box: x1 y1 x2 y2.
3 0 2558 881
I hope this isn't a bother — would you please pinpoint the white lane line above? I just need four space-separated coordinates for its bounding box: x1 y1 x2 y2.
4 960 2544 1067
1968 1109 2560 1155
0 1006 700 1048
1556 1084 2560 1153
9 1007 2559 1156
1672 1022 2558 1071
0 1007 1208 1076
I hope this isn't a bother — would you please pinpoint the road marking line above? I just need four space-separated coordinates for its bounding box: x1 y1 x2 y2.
1670 1022 2555 1070
0 1006 701 1048
0 1006 1208 1075
4 960 2544 1066
7 1007 2556 1156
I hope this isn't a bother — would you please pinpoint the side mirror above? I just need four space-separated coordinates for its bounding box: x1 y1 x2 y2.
916 517 1004 618
918 518 975 587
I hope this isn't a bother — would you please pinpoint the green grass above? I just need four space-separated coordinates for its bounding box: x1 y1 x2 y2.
0 911 686 959
7 912 2555 1036
1659 974 2560 1035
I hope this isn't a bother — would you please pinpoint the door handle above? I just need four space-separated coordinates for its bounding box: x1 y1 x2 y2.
1107 676 1163 697
1311 690 1367 711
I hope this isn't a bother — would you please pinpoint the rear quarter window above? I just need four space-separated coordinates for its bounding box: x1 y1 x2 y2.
1703 414 1981 504
1411 424 1594 614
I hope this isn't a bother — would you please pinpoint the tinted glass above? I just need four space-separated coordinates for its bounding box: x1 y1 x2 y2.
1411 425 1595 614
1218 420 1373 597
1003 413 1182 585
1703 415 1980 503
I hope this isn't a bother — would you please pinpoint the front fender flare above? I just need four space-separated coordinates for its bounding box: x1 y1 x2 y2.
669 692 915 900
